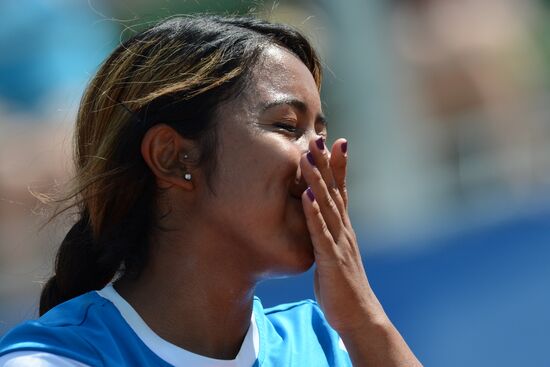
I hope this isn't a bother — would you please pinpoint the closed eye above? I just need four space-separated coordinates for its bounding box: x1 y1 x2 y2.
273 122 298 133
255 121 305 138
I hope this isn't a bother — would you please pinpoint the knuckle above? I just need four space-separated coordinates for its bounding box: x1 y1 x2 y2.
345 230 358 247
328 198 339 213
329 184 340 198
340 181 347 191
312 172 324 185
328 191 343 208
311 203 321 216
340 185 348 199
320 222 331 236
320 193 334 209
306 200 320 217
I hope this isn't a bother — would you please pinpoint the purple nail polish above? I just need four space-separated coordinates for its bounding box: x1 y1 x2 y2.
306 187 315 202
306 152 315 166
341 141 348 154
315 137 325 151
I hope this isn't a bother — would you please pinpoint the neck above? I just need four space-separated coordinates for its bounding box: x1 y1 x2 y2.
115 228 257 360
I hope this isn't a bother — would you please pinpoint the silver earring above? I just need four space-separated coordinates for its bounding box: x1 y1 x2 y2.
181 153 191 180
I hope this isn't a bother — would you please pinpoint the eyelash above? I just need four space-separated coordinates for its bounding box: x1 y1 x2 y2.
273 122 298 134
270 122 327 139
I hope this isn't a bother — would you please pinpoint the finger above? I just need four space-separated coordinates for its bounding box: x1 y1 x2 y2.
330 138 348 209
302 187 336 257
301 151 344 237
307 137 346 217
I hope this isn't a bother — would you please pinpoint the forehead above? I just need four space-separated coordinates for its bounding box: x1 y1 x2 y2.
245 45 321 112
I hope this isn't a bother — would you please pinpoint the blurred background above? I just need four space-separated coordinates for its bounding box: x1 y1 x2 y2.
1 0 549 365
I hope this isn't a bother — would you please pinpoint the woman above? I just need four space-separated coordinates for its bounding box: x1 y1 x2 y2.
0 15 421 366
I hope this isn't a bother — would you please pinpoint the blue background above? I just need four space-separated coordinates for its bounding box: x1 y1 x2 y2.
257 205 550 366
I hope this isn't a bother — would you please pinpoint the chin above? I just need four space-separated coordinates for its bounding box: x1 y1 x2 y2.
258 200 315 277
291 252 315 274
287 248 315 275
267 233 315 278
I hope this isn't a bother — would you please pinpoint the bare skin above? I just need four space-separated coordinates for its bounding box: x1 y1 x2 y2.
116 45 422 366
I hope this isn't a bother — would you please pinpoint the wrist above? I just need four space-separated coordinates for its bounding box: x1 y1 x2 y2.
334 291 391 338
338 309 392 341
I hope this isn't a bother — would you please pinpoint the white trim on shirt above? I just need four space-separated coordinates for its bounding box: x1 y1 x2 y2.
0 351 89 367
97 284 259 367
0 285 259 367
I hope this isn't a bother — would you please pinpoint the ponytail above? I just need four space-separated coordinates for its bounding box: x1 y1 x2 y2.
39 184 153 316
38 15 322 315
39 211 119 315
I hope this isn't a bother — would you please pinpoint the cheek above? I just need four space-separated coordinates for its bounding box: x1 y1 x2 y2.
255 141 301 210
203 134 313 273
232 138 299 195
217 138 301 230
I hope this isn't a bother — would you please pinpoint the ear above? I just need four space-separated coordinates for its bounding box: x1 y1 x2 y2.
141 124 196 190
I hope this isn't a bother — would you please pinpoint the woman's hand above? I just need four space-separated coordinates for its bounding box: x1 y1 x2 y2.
300 137 379 332
300 137 422 367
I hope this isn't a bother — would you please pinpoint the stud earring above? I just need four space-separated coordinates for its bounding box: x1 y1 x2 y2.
179 153 189 162
180 153 191 180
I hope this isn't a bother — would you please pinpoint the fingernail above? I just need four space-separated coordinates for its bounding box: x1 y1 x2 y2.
315 137 325 151
341 141 348 154
306 187 315 202
306 151 315 166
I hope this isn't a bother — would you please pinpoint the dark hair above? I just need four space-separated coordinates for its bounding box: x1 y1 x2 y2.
39 14 322 316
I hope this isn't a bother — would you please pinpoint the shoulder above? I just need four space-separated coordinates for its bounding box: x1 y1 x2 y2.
0 351 89 367
254 298 351 366
263 298 320 315
36 291 110 327
261 298 328 327
0 292 113 366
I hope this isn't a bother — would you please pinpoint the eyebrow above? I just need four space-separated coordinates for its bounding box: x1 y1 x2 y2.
260 97 327 127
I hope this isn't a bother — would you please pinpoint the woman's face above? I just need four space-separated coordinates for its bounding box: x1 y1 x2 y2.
197 45 326 278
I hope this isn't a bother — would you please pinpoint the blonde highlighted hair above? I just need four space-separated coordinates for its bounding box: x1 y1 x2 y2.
40 15 322 315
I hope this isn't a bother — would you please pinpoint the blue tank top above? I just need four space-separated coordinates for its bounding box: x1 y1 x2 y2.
0 292 351 366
